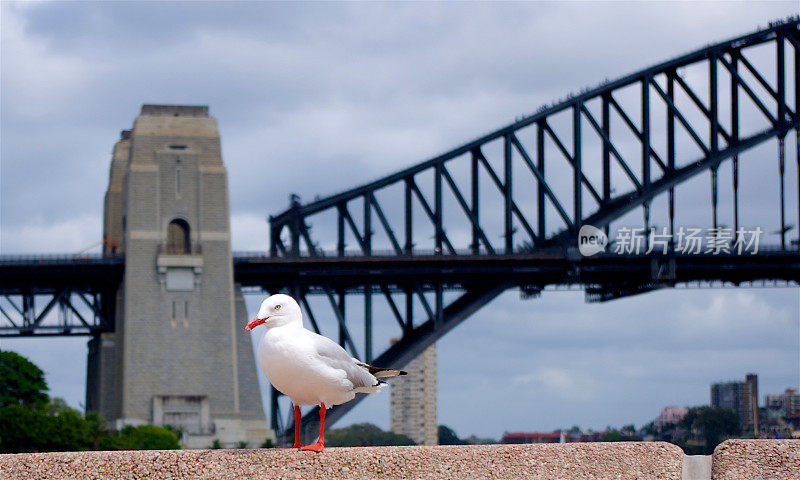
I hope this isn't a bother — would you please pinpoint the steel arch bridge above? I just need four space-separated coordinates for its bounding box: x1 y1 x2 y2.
244 19 800 442
1 19 799 445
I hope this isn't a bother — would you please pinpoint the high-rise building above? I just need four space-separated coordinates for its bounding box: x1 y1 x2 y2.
390 341 437 445
711 373 758 434
86 105 271 448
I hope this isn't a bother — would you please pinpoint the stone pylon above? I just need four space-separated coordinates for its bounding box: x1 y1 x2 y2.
86 105 271 448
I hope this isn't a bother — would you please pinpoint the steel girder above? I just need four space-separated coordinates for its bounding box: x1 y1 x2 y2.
0 255 123 337
260 20 800 442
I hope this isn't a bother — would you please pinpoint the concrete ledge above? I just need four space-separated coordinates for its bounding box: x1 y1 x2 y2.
1 442 683 480
712 439 800 480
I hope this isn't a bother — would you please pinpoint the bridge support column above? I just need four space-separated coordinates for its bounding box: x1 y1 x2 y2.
86 332 119 422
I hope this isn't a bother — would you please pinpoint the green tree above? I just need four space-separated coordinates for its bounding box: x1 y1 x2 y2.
108 425 180 450
601 428 624 442
0 352 181 453
602 425 639 442
46 407 92 452
0 350 49 409
641 421 658 436
680 406 740 454
326 423 416 447
463 434 497 445
84 412 108 450
0 404 51 453
438 425 467 445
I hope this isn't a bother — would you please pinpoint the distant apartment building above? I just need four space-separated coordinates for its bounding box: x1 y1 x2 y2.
763 388 800 436
711 373 758 434
389 341 437 445
765 388 800 417
654 406 689 429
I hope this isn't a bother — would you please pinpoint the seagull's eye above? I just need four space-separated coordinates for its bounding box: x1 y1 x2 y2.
275 305 282 310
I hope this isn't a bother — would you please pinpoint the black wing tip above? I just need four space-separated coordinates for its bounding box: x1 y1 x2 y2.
398 370 408 376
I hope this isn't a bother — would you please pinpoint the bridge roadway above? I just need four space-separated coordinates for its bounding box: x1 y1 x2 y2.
233 249 800 296
2 249 797 337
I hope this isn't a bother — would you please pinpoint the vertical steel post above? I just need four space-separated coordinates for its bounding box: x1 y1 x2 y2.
602 94 611 237
471 150 480 254
337 204 345 256
290 195 301 257
711 168 719 230
710 51 719 153
504 134 514 252
573 104 582 232
778 32 786 127
269 221 279 257
641 77 650 235
364 286 372 363
364 193 372 255
23 293 34 327
731 54 740 238
777 34 787 249
337 290 346 348
710 51 719 231
537 122 546 240
404 178 413 255
779 137 786 249
435 162 443 255
667 71 676 244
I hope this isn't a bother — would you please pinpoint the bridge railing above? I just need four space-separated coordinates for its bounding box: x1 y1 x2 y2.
0 253 123 264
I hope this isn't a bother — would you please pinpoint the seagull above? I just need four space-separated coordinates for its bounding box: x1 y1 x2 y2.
245 293 406 452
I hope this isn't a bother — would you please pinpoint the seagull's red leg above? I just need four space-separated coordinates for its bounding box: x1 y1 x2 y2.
300 403 326 452
292 404 303 448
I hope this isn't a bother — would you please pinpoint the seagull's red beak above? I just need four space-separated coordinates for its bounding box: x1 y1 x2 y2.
245 317 268 331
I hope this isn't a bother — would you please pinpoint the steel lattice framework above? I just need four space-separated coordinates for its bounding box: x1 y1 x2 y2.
0 255 123 336
258 20 800 442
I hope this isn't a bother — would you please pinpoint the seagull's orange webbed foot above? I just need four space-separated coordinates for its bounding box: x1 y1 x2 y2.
300 441 324 452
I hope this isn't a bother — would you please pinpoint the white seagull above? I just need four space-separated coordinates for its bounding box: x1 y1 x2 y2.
246 293 406 452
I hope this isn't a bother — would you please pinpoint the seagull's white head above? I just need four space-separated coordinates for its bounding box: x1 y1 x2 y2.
245 294 302 331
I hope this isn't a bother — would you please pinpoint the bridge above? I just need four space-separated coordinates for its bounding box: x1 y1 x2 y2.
1 19 799 444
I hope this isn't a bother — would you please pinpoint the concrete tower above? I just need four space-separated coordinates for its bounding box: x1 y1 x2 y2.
390 342 438 445
87 105 271 448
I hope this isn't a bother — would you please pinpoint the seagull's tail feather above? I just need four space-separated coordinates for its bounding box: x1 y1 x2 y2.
357 362 408 378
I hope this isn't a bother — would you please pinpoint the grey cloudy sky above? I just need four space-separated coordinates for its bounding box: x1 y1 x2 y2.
1 1 799 440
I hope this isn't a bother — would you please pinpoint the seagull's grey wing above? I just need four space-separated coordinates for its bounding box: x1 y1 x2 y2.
310 333 379 389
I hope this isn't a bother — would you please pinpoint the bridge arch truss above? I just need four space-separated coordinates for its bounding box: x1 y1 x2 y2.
246 20 800 442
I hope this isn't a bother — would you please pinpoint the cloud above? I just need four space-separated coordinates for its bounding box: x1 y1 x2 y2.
0 214 101 254
1 1 798 440
512 366 599 402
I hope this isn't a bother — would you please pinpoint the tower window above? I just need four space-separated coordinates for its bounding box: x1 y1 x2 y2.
166 219 191 254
